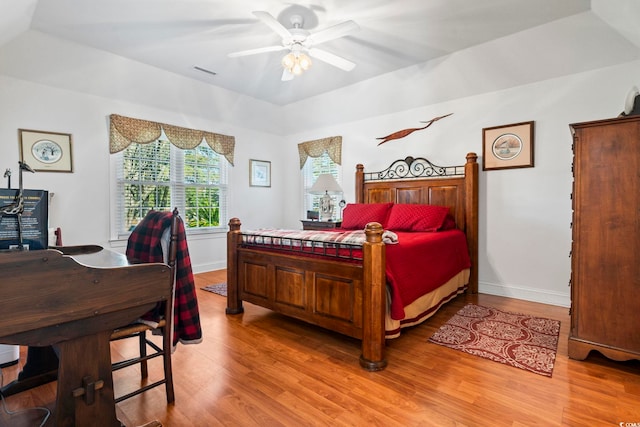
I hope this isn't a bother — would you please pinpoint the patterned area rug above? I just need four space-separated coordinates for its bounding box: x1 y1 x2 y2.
201 283 227 297
429 304 560 377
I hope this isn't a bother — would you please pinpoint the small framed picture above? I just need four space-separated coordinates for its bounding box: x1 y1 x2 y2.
482 121 534 171
249 159 271 187
19 129 73 173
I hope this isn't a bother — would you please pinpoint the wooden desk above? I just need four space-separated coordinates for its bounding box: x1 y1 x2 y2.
0 247 172 427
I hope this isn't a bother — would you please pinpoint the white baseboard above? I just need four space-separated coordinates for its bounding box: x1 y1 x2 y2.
187 268 572 308
479 280 571 308
192 260 226 274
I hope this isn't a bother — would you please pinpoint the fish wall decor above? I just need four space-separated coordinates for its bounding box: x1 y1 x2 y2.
376 113 453 146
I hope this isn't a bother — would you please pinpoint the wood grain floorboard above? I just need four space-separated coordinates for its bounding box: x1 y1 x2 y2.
1 269 638 426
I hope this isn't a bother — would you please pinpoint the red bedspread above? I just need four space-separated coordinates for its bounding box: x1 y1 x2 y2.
383 229 470 320
241 227 470 322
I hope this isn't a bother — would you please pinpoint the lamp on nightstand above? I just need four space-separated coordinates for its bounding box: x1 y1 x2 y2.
310 174 342 222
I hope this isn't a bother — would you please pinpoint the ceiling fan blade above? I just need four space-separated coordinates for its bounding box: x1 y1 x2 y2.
281 69 294 81
228 45 287 58
308 48 356 71
308 20 359 45
252 11 291 39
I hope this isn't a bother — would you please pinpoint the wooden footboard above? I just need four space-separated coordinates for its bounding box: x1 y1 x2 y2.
226 219 388 371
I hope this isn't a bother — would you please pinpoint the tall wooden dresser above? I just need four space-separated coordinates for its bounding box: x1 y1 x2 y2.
569 115 640 361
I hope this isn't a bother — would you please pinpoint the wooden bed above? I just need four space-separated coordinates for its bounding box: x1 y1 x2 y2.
226 152 478 371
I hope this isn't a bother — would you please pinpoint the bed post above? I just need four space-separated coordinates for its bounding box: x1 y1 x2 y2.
226 217 244 315
355 164 364 203
360 222 387 371
465 152 479 294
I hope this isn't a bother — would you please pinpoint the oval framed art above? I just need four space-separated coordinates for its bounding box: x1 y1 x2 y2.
19 129 73 173
482 121 534 171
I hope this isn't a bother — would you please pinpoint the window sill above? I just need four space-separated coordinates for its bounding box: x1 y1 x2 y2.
109 226 227 248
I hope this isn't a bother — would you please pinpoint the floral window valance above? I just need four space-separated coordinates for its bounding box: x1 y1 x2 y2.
297 136 342 169
109 114 235 166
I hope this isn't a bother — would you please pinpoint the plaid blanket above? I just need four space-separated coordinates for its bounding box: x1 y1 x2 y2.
242 228 399 246
127 210 203 348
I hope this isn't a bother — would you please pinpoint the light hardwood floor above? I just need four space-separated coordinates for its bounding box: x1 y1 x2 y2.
2 269 639 426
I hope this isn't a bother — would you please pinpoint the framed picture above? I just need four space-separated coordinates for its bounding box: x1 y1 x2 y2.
249 159 271 187
19 129 73 172
482 121 534 171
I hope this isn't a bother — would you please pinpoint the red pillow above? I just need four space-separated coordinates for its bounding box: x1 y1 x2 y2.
386 204 450 232
440 214 457 230
341 203 393 229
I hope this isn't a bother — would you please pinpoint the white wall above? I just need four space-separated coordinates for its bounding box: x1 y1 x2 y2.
272 9 640 307
283 59 640 307
0 73 287 273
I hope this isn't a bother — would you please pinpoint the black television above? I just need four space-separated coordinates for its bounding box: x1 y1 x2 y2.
0 189 49 250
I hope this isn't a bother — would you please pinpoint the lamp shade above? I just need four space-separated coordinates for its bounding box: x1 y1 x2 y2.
310 174 342 194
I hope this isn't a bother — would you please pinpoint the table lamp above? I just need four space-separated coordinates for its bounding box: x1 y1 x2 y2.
309 174 342 221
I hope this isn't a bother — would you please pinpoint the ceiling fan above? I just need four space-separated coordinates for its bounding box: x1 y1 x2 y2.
228 10 359 81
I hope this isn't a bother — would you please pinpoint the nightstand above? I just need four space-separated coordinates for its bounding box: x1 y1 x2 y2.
301 220 342 231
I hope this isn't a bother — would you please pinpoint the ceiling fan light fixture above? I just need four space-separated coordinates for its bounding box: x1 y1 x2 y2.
282 52 296 69
281 52 312 76
298 53 312 70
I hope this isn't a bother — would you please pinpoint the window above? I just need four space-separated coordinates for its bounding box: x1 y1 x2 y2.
302 151 342 221
114 139 228 237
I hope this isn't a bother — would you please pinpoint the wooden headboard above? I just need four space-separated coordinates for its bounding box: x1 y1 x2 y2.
355 152 479 293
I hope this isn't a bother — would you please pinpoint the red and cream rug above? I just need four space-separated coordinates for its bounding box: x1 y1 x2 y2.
201 283 227 297
429 304 560 377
